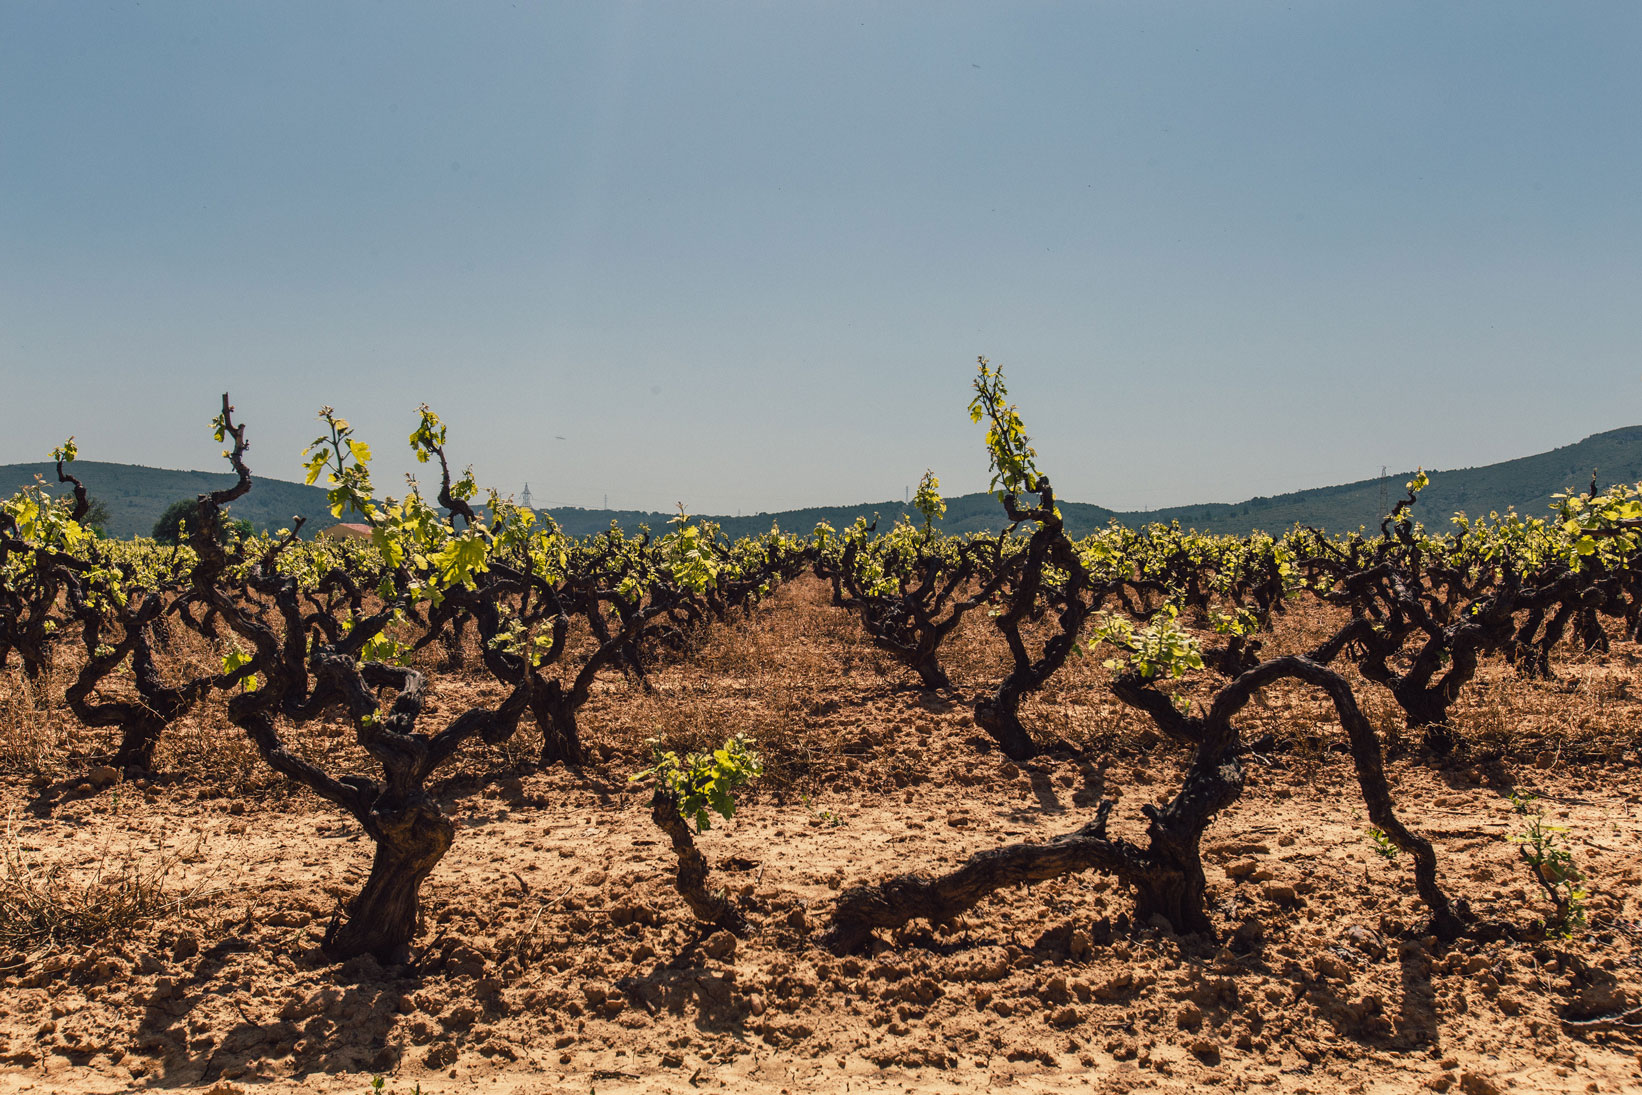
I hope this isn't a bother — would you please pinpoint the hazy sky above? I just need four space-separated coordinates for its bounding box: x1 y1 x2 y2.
4 2 1640 514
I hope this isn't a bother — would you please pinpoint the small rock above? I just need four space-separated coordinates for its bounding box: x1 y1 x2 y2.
1459 1071 1501 1095
1313 952 1351 980
425 1043 458 1069
702 930 737 962
1176 1002 1203 1031
82 955 126 980
1226 859 1260 878
87 766 120 789
1262 882 1298 904
1190 1039 1220 1063
1049 1006 1079 1027
955 950 1010 982
1343 925 1387 959
445 944 486 978
1096 972 1135 999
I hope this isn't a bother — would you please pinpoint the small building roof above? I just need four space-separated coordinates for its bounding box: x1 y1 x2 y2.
318 522 373 540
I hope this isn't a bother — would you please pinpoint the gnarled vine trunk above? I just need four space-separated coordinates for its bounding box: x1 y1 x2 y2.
649 789 748 936
532 681 586 767
325 796 455 961
972 688 1038 762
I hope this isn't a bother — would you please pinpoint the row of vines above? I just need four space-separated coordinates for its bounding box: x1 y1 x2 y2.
4 361 1638 979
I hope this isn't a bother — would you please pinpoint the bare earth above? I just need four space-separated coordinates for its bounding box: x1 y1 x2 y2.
2 578 1640 1094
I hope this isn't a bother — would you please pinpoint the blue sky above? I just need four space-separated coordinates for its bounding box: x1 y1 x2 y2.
4 2 1640 514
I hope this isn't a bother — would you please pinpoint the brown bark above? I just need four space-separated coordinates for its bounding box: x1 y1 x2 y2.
324 796 454 961
532 682 587 767
823 802 1124 954
1264 656 1468 939
650 789 748 937
970 479 1089 761
972 695 1039 762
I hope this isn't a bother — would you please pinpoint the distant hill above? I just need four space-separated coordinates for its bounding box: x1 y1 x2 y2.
0 461 341 540
538 494 1122 539
1128 425 1642 537
548 425 1642 539
6 425 1641 541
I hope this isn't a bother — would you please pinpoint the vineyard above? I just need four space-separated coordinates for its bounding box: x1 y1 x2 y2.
2 363 1640 1094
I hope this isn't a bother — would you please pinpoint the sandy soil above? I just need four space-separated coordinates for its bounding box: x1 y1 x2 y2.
2 580 1640 1094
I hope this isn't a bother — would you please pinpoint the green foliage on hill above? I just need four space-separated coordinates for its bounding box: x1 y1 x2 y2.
550 426 1642 539
535 493 1119 539
0 461 340 540
149 497 254 545
1130 425 1642 536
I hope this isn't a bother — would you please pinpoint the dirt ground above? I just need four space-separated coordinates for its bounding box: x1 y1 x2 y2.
2 578 1640 1094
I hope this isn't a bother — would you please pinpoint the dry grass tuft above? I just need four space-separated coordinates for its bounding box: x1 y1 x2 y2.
0 671 74 777
0 812 220 971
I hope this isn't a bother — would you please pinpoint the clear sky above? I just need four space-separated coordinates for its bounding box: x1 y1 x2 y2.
4 2 1640 514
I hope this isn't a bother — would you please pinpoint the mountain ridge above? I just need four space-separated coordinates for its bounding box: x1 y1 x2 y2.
6 426 1641 540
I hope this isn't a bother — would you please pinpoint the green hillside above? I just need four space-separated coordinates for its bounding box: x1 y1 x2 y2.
542 495 1121 539
551 425 1642 539
0 461 341 540
1131 425 1642 536
7 426 1641 541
